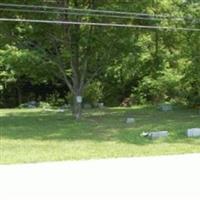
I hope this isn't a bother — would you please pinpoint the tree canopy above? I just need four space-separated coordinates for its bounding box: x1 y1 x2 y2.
0 0 199 117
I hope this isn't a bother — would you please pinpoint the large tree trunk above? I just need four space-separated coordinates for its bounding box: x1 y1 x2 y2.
56 0 83 120
16 84 22 106
70 20 82 119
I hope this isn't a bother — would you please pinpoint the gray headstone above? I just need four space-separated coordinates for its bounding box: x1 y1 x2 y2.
98 103 104 109
61 104 70 109
28 104 36 109
186 128 200 137
44 108 53 112
126 117 135 124
24 101 38 109
159 104 173 112
29 101 37 105
84 103 92 109
19 101 37 108
57 108 65 113
142 131 169 139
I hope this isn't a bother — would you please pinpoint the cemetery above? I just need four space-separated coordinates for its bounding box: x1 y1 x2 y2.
1 105 200 164
0 1 200 164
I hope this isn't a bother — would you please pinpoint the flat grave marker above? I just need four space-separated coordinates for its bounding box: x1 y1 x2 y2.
159 104 173 112
83 103 92 109
126 117 135 124
141 131 169 139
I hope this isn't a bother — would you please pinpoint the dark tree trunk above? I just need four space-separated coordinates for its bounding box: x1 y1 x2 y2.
15 82 22 106
72 93 82 120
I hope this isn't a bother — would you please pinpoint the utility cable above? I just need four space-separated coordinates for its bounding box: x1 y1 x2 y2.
0 18 200 32
0 7 175 22
0 2 199 22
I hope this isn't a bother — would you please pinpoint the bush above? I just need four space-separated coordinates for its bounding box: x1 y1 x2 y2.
84 81 103 107
133 68 182 104
181 65 200 107
47 92 66 107
38 102 51 109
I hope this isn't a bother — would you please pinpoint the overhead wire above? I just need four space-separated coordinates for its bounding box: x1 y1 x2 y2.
0 3 199 32
0 2 199 22
0 7 175 22
0 18 200 32
0 7 200 24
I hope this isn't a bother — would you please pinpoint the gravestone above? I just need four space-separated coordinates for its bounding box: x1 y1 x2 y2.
186 128 200 137
98 103 104 109
84 103 92 109
61 104 70 109
57 108 65 113
28 104 36 109
21 101 38 108
44 108 53 112
141 131 169 139
159 104 173 112
126 117 135 124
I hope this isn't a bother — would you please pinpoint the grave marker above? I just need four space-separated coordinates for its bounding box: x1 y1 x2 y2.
186 128 200 137
141 131 169 139
98 103 104 109
159 104 173 112
84 103 92 109
126 118 135 124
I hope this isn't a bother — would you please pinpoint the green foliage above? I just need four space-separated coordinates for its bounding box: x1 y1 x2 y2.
46 92 66 107
134 68 183 104
182 64 200 106
0 45 57 83
38 102 51 109
84 81 103 106
0 0 200 108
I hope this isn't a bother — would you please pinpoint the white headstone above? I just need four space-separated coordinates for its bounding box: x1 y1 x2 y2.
57 108 65 113
126 118 135 124
187 128 200 137
98 103 104 109
76 96 82 103
44 108 53 112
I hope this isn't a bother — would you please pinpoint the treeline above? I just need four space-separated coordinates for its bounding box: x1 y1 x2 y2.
0 0 200 112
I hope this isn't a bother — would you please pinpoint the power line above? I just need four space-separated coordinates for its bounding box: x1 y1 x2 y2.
0 2 199 22
0 8 167 22
0 18 200 32
1 6 199 25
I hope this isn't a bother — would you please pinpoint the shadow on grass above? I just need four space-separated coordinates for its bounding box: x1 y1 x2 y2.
0 106 200 145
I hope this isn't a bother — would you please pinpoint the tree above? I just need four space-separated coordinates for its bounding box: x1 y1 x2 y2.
0 0 199 112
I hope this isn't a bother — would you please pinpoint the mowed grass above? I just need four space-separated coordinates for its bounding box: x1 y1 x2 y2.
0 106 200 164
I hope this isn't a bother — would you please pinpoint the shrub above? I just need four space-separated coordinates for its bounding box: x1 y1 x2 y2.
84 81 103 107
133 68 182 104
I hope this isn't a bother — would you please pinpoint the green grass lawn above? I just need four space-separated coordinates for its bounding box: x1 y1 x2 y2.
0 106 200 164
